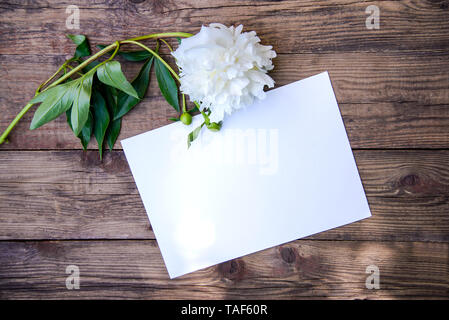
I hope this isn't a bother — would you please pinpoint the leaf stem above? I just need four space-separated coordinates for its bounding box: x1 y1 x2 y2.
107 41 120 61
158 38 187 113
120 40 180 82
47 43 118 90
159 38 174 52
65 65 85 77
0 32 192 145
127 32 193 42
36 64 66 94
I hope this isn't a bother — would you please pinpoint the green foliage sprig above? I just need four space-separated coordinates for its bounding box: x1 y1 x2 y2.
0 32 204 158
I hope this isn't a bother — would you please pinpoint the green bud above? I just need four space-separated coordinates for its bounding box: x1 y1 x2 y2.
180 112 192 125
206 121 222 132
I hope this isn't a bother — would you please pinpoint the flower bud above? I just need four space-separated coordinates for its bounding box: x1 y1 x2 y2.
206 121 222 132
180 112 192 125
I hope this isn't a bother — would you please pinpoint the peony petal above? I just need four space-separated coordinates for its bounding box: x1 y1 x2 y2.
172 23 276 120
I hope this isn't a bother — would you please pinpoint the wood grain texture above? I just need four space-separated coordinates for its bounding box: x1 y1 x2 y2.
0 240 447 299
0 0 448 55
0 150 448 242
1 51 448 149
0 0 448 299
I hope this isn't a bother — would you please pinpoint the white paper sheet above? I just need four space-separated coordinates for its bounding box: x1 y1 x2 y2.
121 72 371 278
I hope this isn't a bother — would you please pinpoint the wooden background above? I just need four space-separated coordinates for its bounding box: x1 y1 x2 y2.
0 0 448 299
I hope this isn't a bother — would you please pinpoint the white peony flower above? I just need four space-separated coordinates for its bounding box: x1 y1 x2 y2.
172 23 276 122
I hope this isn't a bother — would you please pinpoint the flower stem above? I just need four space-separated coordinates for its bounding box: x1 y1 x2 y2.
0 32 192 145
47 43 118 90
65 65 85 77
0 102 35 144
108 41 120 61
182 94 186 113
120 40 180 82
159 38 174 52
200 109 210 125
127 32 192 42
36 64 66 94
158 39 187 113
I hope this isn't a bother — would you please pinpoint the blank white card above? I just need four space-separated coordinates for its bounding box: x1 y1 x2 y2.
122 72 371 278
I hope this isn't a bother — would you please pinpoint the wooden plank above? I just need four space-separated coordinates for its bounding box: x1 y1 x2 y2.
0 0 448 55
0 0 447 301
0 150 448 241
1 52 448 149
0 240 447 299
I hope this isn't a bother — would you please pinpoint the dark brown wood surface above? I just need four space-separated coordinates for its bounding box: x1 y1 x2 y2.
0 0 448 299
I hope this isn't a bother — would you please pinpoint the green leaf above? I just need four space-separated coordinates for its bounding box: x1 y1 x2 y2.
67 34 91 58
97 61 139 99
115 57 154 120
92 91 110 160
155 59 180 112
29 88 56 104
66 108 93 150
187 123 204 148
101 85 118 117
176 37 182 44
66 108 73 130
67 109 93 150
97 45 152 62
82 60 100 73
30 81 77 130
71 71 94 136
79 112 94 150
188 105 199 114
98 83 121 151
169 117 179 122
105 118 121 151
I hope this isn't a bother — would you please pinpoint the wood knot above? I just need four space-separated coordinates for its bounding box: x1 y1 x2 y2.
280 247 296 263
400 174 420 187
218 259 245 280
395 172 438 195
